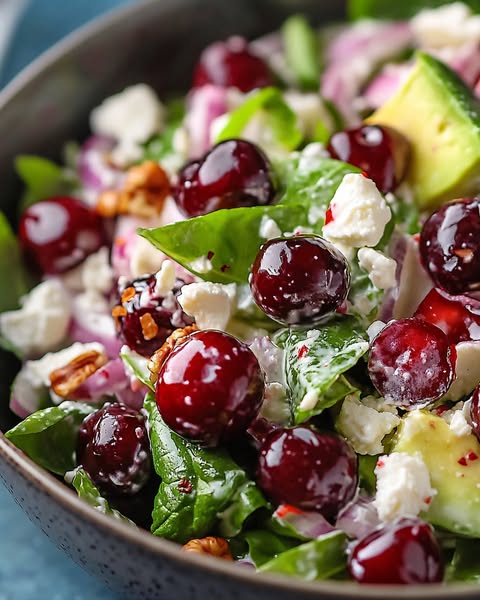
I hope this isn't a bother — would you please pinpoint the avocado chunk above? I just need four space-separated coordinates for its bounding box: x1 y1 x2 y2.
394 410 480 536
367 52 480 209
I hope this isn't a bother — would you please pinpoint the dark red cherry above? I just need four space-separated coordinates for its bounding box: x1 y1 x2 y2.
113 275 193 358
192 37 272 92
419 197 480 295
256 426 357 521
414 287 480 344
469 385 480 442
155 330 264 447
174 139 275 217
368 318 456 409
77 403 151 496
18 196 104 274
249 234 350 325
348 517 444 584
327 124 410 194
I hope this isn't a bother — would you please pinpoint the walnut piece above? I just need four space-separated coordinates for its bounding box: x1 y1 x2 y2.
148 324 198 384
182 537 233 560
96 160 170 218
49 350 108 398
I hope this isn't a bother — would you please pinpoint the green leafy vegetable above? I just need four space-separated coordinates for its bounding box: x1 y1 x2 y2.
5 401 95 475
139 157 358 285
69 468 135 525
15 155 78 211
145 394 268 543
215 87 303 151
282 15 320 90
348 0 480 19
258 531 347 580
275 319 368 424
447 538 480 582
358 454 378 494
120 348 154 392
0 211 30 314
142 98 185 162
242 530 299 567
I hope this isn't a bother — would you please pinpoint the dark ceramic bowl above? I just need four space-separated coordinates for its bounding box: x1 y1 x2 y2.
0 1 478 598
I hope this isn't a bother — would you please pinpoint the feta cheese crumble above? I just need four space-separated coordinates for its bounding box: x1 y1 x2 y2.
374 452 436 521
0 279 71 357
337 394 400 455
412 3 480 48
259 216 282 240
322 174 392 256
357 247 397 290
178 282 236 330
442 341 480 401
154 260 176 296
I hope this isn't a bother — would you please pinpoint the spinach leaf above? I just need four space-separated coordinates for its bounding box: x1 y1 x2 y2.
215 87 302 151
446 538 480 582
258 531 347 580
242 530 299 567
145 394 268 543
5 401 95 475
139 203 309 284
139 157 358 285
348 0 480 20
275 319 368 424
15 155 78 211
0 211 30 313
68 468 135 525
142 98 185 162
120 347 154 392
358 454 378 494
282 15 320 91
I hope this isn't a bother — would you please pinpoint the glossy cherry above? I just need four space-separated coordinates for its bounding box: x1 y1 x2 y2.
368 318 456 409
77 403 151 496
113 275 193 358
192 37 272 92
250 234 350 325
469 385 480 443
174 139 275 217
18 196 104 274
256 426 358 521
155 330 264 447
348 517 444 584
414 287 480 344
327 124 410 194
419 197 480 295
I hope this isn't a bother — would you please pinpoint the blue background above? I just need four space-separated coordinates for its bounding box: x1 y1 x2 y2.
0 3 135 598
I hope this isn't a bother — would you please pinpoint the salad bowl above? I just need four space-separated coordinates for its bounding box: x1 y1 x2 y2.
1 0 480 598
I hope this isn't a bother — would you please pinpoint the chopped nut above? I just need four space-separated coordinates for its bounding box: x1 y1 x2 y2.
148 324 198 383
182 537 232 560
139 312 159 341
96 190 121 218
121 286 136 303
50 350 108 398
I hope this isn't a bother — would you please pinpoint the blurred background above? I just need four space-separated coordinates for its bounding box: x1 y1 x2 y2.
0 3 134 597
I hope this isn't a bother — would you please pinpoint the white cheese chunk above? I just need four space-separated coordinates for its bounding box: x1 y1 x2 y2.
374 452 436 521
357 247 397 290
322 174 392 253
178 282 236 330
0 279 71 357
412 3 480 48
337 394 400 455
442 341 480 402
259 216 282 240
154 260 176 296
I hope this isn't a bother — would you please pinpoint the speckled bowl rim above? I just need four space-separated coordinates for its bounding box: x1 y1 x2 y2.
0 2 477 597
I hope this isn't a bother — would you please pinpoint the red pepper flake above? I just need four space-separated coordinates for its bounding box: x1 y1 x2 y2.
376 459 385 468
220 264 230 272
360 171 368 178
467 451 479 462
178 477 193 494
428 421 436 430
412 233 420 242
297 345 309 359
458 456 468 466
458 451 478 466
424 496 432 505
207 251 215 260
276 504 303 518
325 205 334 225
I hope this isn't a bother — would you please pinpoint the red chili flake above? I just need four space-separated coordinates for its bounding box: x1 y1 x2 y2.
276 504 303 518
412 233 420 242
220 264 230 272
178 477 193 494
467 451 479 462
458 456 468 466
428 421 436 430
376 459 385 468
360 171 368 178
424 496 432 505
325 205 334 225
207 251 215 260
297 345 309 359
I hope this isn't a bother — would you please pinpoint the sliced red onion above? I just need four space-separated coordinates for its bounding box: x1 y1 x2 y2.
78 135 123 192
115 385 147 410
10 371 49 419
68 358 129 401
272 504 335 539
361 63 412 110
335 496 381 540
185 85 229 159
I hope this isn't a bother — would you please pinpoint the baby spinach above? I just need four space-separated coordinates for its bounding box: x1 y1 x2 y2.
241 530 299 567
275 319 368 424
282 15 320 91
446 538 480 583
69 468 135 525
0 211 30 313
215 87 303 151
120 348 154 392
142 98 185 162
139 157 358 285
258 531 347 580
348 0 480 19
5 401 95 475
145 395 268 543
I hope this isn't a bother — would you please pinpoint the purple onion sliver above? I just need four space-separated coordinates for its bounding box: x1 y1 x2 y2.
68 358 129 401
335 496 381 540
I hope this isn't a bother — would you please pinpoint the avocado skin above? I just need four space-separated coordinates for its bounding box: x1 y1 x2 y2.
394 410 480 537
368 52 480 210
